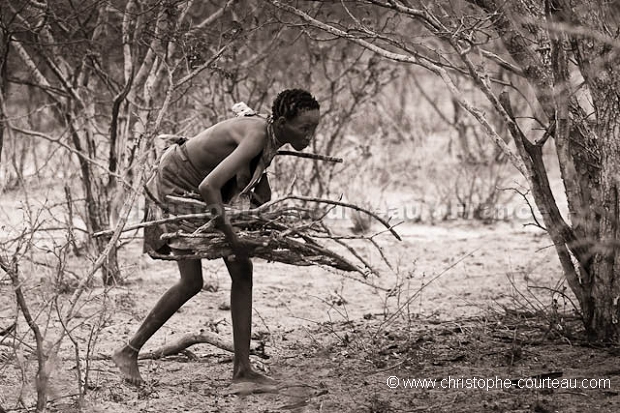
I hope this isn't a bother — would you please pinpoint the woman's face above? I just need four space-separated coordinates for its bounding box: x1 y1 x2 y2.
278 109 320 150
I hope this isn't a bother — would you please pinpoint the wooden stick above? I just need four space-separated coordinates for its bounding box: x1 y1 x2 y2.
276 150 343 163
265 195 402 241
93 195 401 242
137 332 267 360
92 212 214 237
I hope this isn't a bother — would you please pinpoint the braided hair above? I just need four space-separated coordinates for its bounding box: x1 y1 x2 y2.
271 89 320 121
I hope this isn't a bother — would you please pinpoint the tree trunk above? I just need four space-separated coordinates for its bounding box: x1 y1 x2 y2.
97 234 121 286
584 104 620 341
473 0 620 341
65 111 121 286
0 27 7 167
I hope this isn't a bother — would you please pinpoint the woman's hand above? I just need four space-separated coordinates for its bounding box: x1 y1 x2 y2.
215 216 249 261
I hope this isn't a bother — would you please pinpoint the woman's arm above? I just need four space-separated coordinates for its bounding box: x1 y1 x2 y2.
198 132 265 256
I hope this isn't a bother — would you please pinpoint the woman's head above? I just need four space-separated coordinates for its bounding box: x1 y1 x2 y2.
271 89 320 150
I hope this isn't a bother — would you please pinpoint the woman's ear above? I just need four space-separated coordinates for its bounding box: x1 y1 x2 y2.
274 116 286 129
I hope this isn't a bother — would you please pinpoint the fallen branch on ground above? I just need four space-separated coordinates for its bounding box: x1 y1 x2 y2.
138 331 267 360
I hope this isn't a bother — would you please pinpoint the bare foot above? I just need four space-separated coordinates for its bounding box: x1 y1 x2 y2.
225 381 279 396
227 371 279 396
233 368 277 385
112 346 144 386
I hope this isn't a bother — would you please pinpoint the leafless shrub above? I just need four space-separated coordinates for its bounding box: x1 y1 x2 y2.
0 181 117 411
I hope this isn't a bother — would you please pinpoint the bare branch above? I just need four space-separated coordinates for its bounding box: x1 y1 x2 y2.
11 41 52 89
66 159 153 319
480 49 524 76
195 0 238 30
268 1 430 69
133 5 166 97
121 0 138 84
268 0 527 176
1 246 48 411
137 331 266 360
9 125 126 182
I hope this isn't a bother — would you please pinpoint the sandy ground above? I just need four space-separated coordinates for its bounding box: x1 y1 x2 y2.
3 211 619 412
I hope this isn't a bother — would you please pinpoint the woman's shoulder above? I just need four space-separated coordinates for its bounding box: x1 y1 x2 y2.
191 113 269 145
222 116 268 140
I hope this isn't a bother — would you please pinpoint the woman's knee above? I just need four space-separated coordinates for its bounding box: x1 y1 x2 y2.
182 276 203 295
224 257 253 283
177 259 204 294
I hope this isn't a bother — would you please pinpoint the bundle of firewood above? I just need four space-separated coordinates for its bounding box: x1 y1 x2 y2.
146 194 401 277
93 149 400 277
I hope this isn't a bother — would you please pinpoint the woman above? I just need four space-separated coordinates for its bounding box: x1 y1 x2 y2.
112 89 321 385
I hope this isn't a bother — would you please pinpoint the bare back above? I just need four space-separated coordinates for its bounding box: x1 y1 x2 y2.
184 116 268 176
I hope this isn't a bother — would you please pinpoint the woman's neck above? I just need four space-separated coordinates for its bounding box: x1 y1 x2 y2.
268 120 285 149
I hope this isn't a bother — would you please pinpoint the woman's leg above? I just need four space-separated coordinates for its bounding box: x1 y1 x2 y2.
113 257 203 384
224 256 274 383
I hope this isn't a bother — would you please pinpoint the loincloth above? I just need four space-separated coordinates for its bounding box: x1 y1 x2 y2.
143 143 209 255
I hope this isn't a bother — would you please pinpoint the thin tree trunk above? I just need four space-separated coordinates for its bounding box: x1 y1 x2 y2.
0 27 8 166
65 111 121 285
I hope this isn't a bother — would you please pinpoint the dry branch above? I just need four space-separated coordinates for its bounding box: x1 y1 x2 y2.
151 197 376 276
158 195 399 275
95 194 399 277
1 243 49 411
276 150 343 163
137 331 267 360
